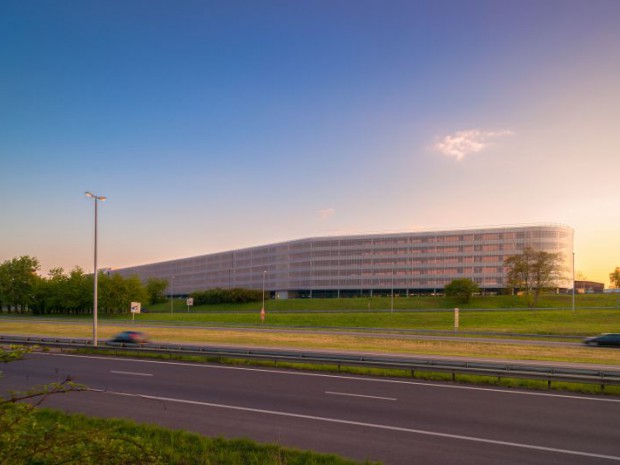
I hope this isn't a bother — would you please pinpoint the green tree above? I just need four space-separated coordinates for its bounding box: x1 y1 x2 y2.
31 267 92 315
99 273 148 314
444 278 479 304
0 256 41 313
65 267 93 314
146 278 169 305
504 247 564 308
610 267 620 289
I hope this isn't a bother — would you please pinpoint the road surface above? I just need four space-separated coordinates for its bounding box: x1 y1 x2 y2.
2 352 619 464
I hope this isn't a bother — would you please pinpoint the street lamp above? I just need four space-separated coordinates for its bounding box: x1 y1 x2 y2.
391 267 394 313
170 275 175 313
261 270 267 323
85 191 106 347
572 252 575 312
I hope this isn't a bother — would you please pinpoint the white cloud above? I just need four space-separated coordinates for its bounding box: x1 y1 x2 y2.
433 129 513 161
318 208 335 220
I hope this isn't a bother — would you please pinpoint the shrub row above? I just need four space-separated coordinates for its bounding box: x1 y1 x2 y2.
189 287 264 305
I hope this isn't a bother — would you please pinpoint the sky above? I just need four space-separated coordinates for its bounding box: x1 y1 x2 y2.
1 0 619 285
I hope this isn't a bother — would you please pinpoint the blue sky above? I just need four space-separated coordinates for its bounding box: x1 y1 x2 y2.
1 0 619 283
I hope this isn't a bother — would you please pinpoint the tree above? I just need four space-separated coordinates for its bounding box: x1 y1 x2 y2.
31 267 92 315
504 247 564 308
146 278 169 305
0 256 41 313
444 278 479 304
610 267 620 289
99 273 148 314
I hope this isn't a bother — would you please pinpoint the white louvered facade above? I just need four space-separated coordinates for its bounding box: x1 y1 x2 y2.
113 224 573 297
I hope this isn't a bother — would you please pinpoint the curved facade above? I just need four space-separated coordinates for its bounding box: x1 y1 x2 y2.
113 224 573 297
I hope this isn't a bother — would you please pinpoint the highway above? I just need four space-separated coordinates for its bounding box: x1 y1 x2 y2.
2 352 620 464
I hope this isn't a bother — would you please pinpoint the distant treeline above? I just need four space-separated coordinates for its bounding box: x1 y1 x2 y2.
189 288 264 305
0 256 168 315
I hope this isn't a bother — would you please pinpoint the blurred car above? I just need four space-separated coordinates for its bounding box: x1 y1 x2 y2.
583 333 620 347
108 331 149 345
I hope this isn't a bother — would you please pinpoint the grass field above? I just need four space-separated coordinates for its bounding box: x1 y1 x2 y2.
116 308 620 336
2 319 620 366
2 295 619 366
149 293 620 313
8 297 620 336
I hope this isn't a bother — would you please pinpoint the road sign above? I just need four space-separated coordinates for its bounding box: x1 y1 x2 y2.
186 297 194 306
131 302 141 322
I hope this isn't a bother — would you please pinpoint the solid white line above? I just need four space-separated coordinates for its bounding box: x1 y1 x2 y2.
325 391 397 401
92 389 620 462
42 353 620 403
110 370 153 377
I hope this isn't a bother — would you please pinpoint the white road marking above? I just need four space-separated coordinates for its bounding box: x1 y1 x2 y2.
110 370 153 377
325 391 396 401
91 389 620 462
42 353 620 403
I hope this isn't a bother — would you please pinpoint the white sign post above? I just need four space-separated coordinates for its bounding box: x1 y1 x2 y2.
186 297 194 312
454 307 459 332
130 302 141 322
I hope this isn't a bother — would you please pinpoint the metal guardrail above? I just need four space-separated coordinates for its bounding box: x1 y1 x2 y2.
2 335 620 390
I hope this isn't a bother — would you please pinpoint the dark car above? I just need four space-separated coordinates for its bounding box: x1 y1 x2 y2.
583 333 620 347
108 331 149 345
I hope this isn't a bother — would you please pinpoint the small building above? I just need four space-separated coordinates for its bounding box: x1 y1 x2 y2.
575 280 604 294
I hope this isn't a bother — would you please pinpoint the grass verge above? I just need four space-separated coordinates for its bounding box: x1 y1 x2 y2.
149 293 620 313
4 320 620 366
7 306 620 336
23 406 378 465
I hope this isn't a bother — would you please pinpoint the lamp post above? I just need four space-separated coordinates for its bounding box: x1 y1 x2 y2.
85 192 106 347
262 270 267 309
261 270 267 323
391 267 394 313
572 252 575 312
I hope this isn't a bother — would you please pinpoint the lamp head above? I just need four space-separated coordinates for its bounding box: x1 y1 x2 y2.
85 192 106 201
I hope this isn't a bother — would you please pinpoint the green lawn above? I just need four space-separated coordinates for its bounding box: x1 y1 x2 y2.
109 308 620 337
150 293 620 313
4 299 620 336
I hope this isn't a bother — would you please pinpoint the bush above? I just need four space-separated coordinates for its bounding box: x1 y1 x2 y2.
444 279 479 304
190 288 264 305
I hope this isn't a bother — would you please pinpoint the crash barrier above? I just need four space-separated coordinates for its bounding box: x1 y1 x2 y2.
2 334 619 390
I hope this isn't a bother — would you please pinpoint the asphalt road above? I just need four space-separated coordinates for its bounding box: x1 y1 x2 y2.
2 353 620 465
